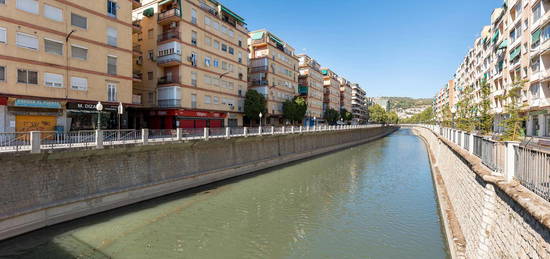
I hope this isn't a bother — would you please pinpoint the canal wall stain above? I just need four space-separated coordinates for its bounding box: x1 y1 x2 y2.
412 127 550 259
0 126 397 241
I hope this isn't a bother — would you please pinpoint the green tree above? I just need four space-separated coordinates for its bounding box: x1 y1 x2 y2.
500 81 527 141
387 111 399 124
340 108 352 122
294 96 308 123
244 90 267 123
282 96 308 124
477 79 494 134
368 104 388 124
402 107 435 124
455 85 475 132
324 108 340 125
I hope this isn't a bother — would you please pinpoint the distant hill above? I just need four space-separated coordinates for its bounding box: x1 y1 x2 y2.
380 97 432 111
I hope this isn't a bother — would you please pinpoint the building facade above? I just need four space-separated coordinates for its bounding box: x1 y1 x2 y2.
321 68 340 115
338 76 352 114
297 54 323 126
0 0 134 132
248 29 298 126
351 83 367 124
131 0 249 129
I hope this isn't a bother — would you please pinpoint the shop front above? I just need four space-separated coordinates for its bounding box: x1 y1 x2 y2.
5 98 65 133
148 109 226 129
66 102 126 131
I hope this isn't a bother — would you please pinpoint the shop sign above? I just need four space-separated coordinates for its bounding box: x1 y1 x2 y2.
67 102 117 112
10 98 61 109
0 97 7 106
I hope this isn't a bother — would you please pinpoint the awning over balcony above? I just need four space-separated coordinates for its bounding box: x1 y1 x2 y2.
510 46 521 60
143 7 154 17
498 39 508 49
532 29 541 43
221 6 245 24
251 31 264 40
159 0 173 6
269 34 284 45
491 29 499 44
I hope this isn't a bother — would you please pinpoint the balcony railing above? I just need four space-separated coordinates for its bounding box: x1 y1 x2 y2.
199 1 218 16
249 66 268 73
249 80 268 87
157 53 182 65
133 72 143 80
158 99 181 108
158 30 180 42
158 76 181 85
158 8 181 22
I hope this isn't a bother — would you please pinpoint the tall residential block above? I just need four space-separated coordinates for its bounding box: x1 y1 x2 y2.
248 29 299 126
0 0 133 132
131 0 249 129
297 54 323 126
351 83 367 124
321 68 340 114
338 76 352 113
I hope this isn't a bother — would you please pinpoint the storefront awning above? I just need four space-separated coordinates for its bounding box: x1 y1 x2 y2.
250 31 264 40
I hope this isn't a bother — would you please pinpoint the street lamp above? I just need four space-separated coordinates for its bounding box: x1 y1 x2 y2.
118 102 124 130
96 101 103 130
259 112 263 128
450 106 456 128
313 116 316 127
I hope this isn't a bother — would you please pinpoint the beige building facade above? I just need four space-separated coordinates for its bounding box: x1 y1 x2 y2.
321 68 340 114
248 29 298 125
0 0 134 132
338 76 352 114
132 0 249 129
297 54 323 125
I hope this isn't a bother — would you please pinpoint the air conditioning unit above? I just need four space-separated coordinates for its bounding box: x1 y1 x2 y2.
169 22 177 28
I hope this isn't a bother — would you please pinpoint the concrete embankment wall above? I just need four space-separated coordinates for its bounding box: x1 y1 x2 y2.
0 126 397 241
412 127 550 259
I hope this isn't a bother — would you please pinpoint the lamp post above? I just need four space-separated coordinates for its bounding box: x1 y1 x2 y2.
450 106 456 128
118 102 124 130
96 101 103 130
313 116 316 127
259 112 263 128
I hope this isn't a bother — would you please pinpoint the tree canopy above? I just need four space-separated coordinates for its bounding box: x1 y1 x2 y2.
340 108 353 121
244 90 267 121
401 107 435 124
324 108 340 125
282 96 307 124
368 104 388 124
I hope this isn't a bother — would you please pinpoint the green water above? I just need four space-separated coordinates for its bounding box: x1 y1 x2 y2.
0 129 449 258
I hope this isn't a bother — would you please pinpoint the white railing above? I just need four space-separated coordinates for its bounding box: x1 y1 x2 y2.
408 124 550 202
0 124 382 154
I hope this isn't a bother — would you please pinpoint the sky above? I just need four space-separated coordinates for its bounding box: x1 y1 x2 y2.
221 0 503 98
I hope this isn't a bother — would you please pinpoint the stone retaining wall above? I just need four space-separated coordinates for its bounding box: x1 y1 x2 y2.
413 127 550 258
0 126 397 241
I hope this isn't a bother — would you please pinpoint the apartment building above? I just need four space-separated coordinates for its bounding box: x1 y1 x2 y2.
351 83 367 124
131 0 249 129
338 76 352 114
0 0 134 132
442 0 550 137
433 80 456 122
321 68 340 114
297 54 323 126
248 29 299 126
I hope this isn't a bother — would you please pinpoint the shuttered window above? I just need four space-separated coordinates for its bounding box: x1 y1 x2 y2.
107 27 117 46
107 56 117 75
16 0 38 14
0 27 6 43
71 13 87 29
16 32 38 50
71 45 87 60
107 83 117 101
44 73 63 88
0 66 5 82
44 4 63 22
17 69 38 84
71 77 87 91
44 39 63 55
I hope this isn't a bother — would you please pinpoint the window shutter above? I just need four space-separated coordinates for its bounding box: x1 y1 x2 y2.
71 77 87 90
44 4 63 22
44 73 63 88
16 32 38 50
107 27 117 46
107 56 117 75
71 13 87 29
71 45 88 60
16 0 39 14
0 66 5 81
44 39 63 55
0 27 6 43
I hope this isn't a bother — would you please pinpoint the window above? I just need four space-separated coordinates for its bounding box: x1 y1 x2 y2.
213 96 219 104
238 52 242 63
205 36 211 46
0 27 6 44
107 83 117 101
533 3 542 23
222 61 228 70
191 94 197 108
16 32 38 50
213 59 219 67
238 37 242 47
17 69 38 84
0 0 5 4
71 77 87 90
204 56 211 67
191 30 197 45
44 72 63 88
228 47 234 55
191 71 197 86
71 13 87 29
191 9 197 24
16 0 38 14
107 27 117 46
44 4 63 22
107 0 117 17
147 71 153 80
148 29 154 39
204 95 211 104
221 43 227 52
213 40 219 49
0 66 5 82
107 56 117 75
71 45 88 60
44 39 63 55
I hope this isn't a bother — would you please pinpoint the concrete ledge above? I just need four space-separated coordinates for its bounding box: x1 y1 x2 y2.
0 126 397 241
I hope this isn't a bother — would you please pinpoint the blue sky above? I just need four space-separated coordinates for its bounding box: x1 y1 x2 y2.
222 0 503 98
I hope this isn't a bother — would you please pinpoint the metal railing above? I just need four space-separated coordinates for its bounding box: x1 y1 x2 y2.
0 132 31 152
464 133 470 151
103 130 142 146
515 145 550 200
41 131 97 149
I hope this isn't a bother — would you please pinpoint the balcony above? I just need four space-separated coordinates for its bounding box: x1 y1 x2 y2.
158 76 181 86
133 72 143 82
132 21 141 33
157 53 182 67
298 85 308 95
158 8 181 25
249 66 268 73
249 80 268 87
158 30 180 42
157 86 182 108
132 0 141 9
199 1 218 16
132 45 142 56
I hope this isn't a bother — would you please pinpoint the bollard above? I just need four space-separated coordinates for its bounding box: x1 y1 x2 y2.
30 131 41 153
203 127 209 141
225 127 230 139
95 130 103 149
176 128 183 140
299 126 303 133
271 126 274 134
244 127 248 137
141 129 149 145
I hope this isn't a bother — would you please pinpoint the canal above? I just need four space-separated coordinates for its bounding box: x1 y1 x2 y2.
0 129 449 258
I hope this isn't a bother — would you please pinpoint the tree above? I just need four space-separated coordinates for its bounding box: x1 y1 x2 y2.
340 108 352 122
500 80 527 141
476 79 494 134
402 107 435 124
282 96 308 124
455 84 476 132
368 104 388 124
387 111 399 124
324 108 340 125
244 90 267 123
